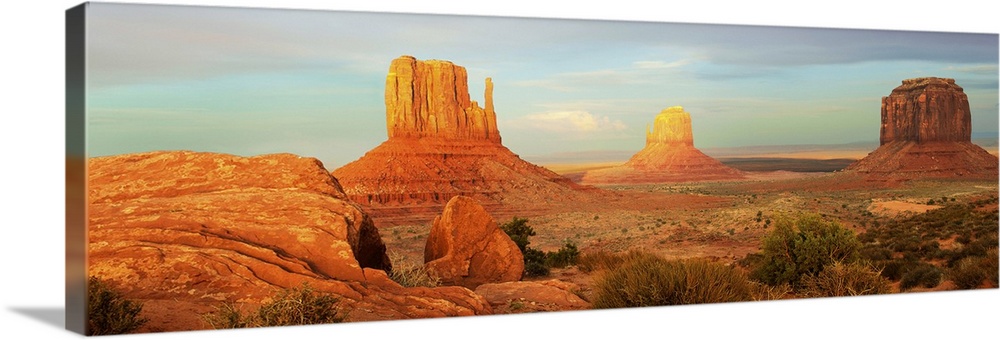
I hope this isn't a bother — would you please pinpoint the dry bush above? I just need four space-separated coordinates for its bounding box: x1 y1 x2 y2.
388 251 440 288
591 254 755 308
205 283 343 329
949 247 999 289
87 277 148 335
577 250 659 273
799 262 892 297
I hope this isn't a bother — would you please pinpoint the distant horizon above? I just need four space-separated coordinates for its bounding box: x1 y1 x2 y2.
84 3 1000 169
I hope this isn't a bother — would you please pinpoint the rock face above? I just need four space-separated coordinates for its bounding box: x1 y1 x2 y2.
846 78 998 180
880 77 971 144
424 196 524 289
333 56 596 224
88 151 491 332
386 56 501 142
580 106 745 184
474 280 590 313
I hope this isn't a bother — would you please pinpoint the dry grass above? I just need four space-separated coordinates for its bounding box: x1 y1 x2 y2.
591 254 757 308
388 251 440 288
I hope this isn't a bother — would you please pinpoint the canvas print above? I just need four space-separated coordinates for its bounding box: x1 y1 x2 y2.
66 2 999 336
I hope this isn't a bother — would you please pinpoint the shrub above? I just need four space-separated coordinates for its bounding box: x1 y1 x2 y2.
206 283 344 328
750 214 861 287
387 251 439 288
499 217 534 252
523 247 550 277
799 262 892 297
87 277 148 335
899 264 943 290
545 241 580 269
592 255 755 308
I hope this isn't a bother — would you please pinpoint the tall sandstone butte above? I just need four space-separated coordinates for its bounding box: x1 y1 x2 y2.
333 56 593 224
581 106 744 184
385 56 501 142
846 77 998 179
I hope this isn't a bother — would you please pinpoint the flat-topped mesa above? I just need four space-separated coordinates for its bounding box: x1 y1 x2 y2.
385 55 501 143
646 106 694 146
880 77 971 145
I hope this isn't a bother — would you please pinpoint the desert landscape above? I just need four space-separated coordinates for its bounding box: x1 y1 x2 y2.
82 54 998 334
71 5 999 336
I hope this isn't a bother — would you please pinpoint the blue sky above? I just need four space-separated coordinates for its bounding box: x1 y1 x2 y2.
85 3 999 168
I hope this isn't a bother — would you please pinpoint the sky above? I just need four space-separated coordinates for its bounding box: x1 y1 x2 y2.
85 2 999 168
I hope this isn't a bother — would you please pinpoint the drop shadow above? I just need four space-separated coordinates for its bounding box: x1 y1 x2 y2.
9 307 65 330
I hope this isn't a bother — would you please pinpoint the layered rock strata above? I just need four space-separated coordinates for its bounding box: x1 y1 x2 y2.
333 56 593 222
846 77 998 179
87 151 491 332
581 106 745 184
424 196 524 289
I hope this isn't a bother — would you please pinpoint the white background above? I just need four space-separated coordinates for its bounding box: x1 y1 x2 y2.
1 1 997 339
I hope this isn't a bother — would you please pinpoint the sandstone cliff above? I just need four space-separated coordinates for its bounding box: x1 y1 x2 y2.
334 56 598 224
846 77 998 180
880 77 971 144
581 106 744 184
88 151 492 332
385 56 500 142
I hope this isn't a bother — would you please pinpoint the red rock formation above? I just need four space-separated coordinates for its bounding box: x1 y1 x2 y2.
334 56 596 223
88 151 491 332
474 280 590 313
846 77 998 180
580 106 745 184
385 56 500 142
424 196 524 289
880 77 971 144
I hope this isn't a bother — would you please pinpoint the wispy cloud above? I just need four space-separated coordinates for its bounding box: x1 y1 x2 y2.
506 111 627 132
945 64 1000 75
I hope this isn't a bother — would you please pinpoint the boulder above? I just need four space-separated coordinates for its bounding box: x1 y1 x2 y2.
424 196 524 288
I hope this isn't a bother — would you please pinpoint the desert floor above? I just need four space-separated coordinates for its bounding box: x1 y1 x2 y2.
380 155 998 302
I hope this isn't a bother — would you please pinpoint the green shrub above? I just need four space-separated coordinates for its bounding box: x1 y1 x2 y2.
500 217 534 252
899 264 943 290
545 241 580 269
523 247 550 277
87 277 148 335
207 283 344 328
750 214 861 287
799 262 892 297
592 255 755 308
387 251 439 288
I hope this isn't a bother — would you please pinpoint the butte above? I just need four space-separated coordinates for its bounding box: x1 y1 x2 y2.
580 106 745 185
844 77 998 181
332 56 594 223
